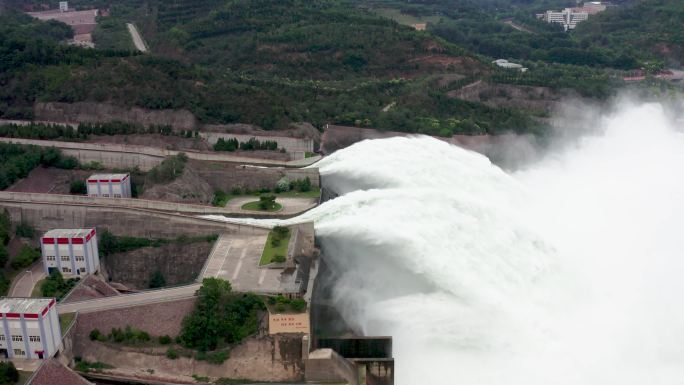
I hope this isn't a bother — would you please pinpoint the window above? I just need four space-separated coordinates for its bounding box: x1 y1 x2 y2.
114 194 121 198
80 267 86 273
11 335 22 342
102 194 109 197
0 335 5 341
75 256 85 262
62 267 71 273
61 256 70 262
29 336 40 342
13 349 24 356
46 256 56 261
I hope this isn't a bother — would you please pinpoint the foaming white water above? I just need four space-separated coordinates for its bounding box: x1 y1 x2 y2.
208 102 684 384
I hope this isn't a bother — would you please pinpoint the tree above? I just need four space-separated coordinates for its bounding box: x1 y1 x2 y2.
0 361 19 384
0 210 11 246
15 222 34 238
70 180 87 194
11 245 39 270
179 278 264 351
258 195 276 210
149 270 166 289
0 246 8 268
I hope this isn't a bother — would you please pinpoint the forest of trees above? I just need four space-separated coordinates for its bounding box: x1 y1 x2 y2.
3 0 678 136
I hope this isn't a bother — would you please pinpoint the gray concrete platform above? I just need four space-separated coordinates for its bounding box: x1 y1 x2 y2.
201 233 288 294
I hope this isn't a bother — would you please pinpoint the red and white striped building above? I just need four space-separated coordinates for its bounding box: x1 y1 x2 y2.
0 298 61 360
40 229 100 277
87 173 132 198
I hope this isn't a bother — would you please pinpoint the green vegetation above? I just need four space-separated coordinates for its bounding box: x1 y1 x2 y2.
0 361 19 385
159 335 172 345
211 189 230 207
74 359 114 373
179 278 265 352
0 143 79 190
14 222 34 238
148 270 166 289
59 312 76 332
90 325 151 345
41 270 79 300
269 295 307 313
214 137 278 152
259 226 291 266
241 195 282 212
166 348 179 359
98 229 217 256
70 180 87 195
146 153 188 184
0 3 539 135
10 245 40 270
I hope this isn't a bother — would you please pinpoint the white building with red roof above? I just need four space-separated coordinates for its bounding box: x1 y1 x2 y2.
41 229 100 277
0 298 61 359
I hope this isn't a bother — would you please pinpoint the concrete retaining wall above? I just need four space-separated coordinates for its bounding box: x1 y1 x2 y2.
199 132 313 153
0 196 267 238
0 137 318 169
0 191 238 216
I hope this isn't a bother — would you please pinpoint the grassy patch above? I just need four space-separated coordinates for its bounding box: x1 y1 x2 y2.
74 360 114 373
30 278 45 298
59 313 75 332
17 370 33 385
372 7 442 26
241 201 283 212
276 187 321 199
259 228 291 266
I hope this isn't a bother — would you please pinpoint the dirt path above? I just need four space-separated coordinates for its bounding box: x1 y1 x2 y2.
126 23 148 52
503 19 534 34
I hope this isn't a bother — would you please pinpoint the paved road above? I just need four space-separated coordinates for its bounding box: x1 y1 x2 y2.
226 197 318 216
9 261 45 297
126 23 147 52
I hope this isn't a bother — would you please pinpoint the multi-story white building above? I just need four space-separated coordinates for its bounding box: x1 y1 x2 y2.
537 8 589 31
87 173 132 198
0 298 61 359
41 229 100 277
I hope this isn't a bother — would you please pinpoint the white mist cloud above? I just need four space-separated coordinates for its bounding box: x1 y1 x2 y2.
306 99 684 385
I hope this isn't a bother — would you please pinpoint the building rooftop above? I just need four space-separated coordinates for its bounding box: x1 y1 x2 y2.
0 298 53 315
87 173 129 181
43 229 94 238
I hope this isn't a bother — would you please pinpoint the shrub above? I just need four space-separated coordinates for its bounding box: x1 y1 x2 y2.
166 348 178 359
206 350 229 364
273 226 289 238
0 361 19 384
159 335 172 345
291 298 307 312
274 303 286 312
273 255 286 263
258 195 276 210
89 329 103 341
69 180 87 194
15 222 34 238
212 189 228 207
148 270 166 289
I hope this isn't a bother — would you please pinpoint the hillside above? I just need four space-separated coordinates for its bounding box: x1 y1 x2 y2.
574 0 684 67
1 0 549 136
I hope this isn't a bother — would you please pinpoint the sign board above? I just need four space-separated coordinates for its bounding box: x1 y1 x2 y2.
268 312 310 334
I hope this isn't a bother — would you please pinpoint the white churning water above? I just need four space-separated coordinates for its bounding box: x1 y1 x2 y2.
210 101 684 385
